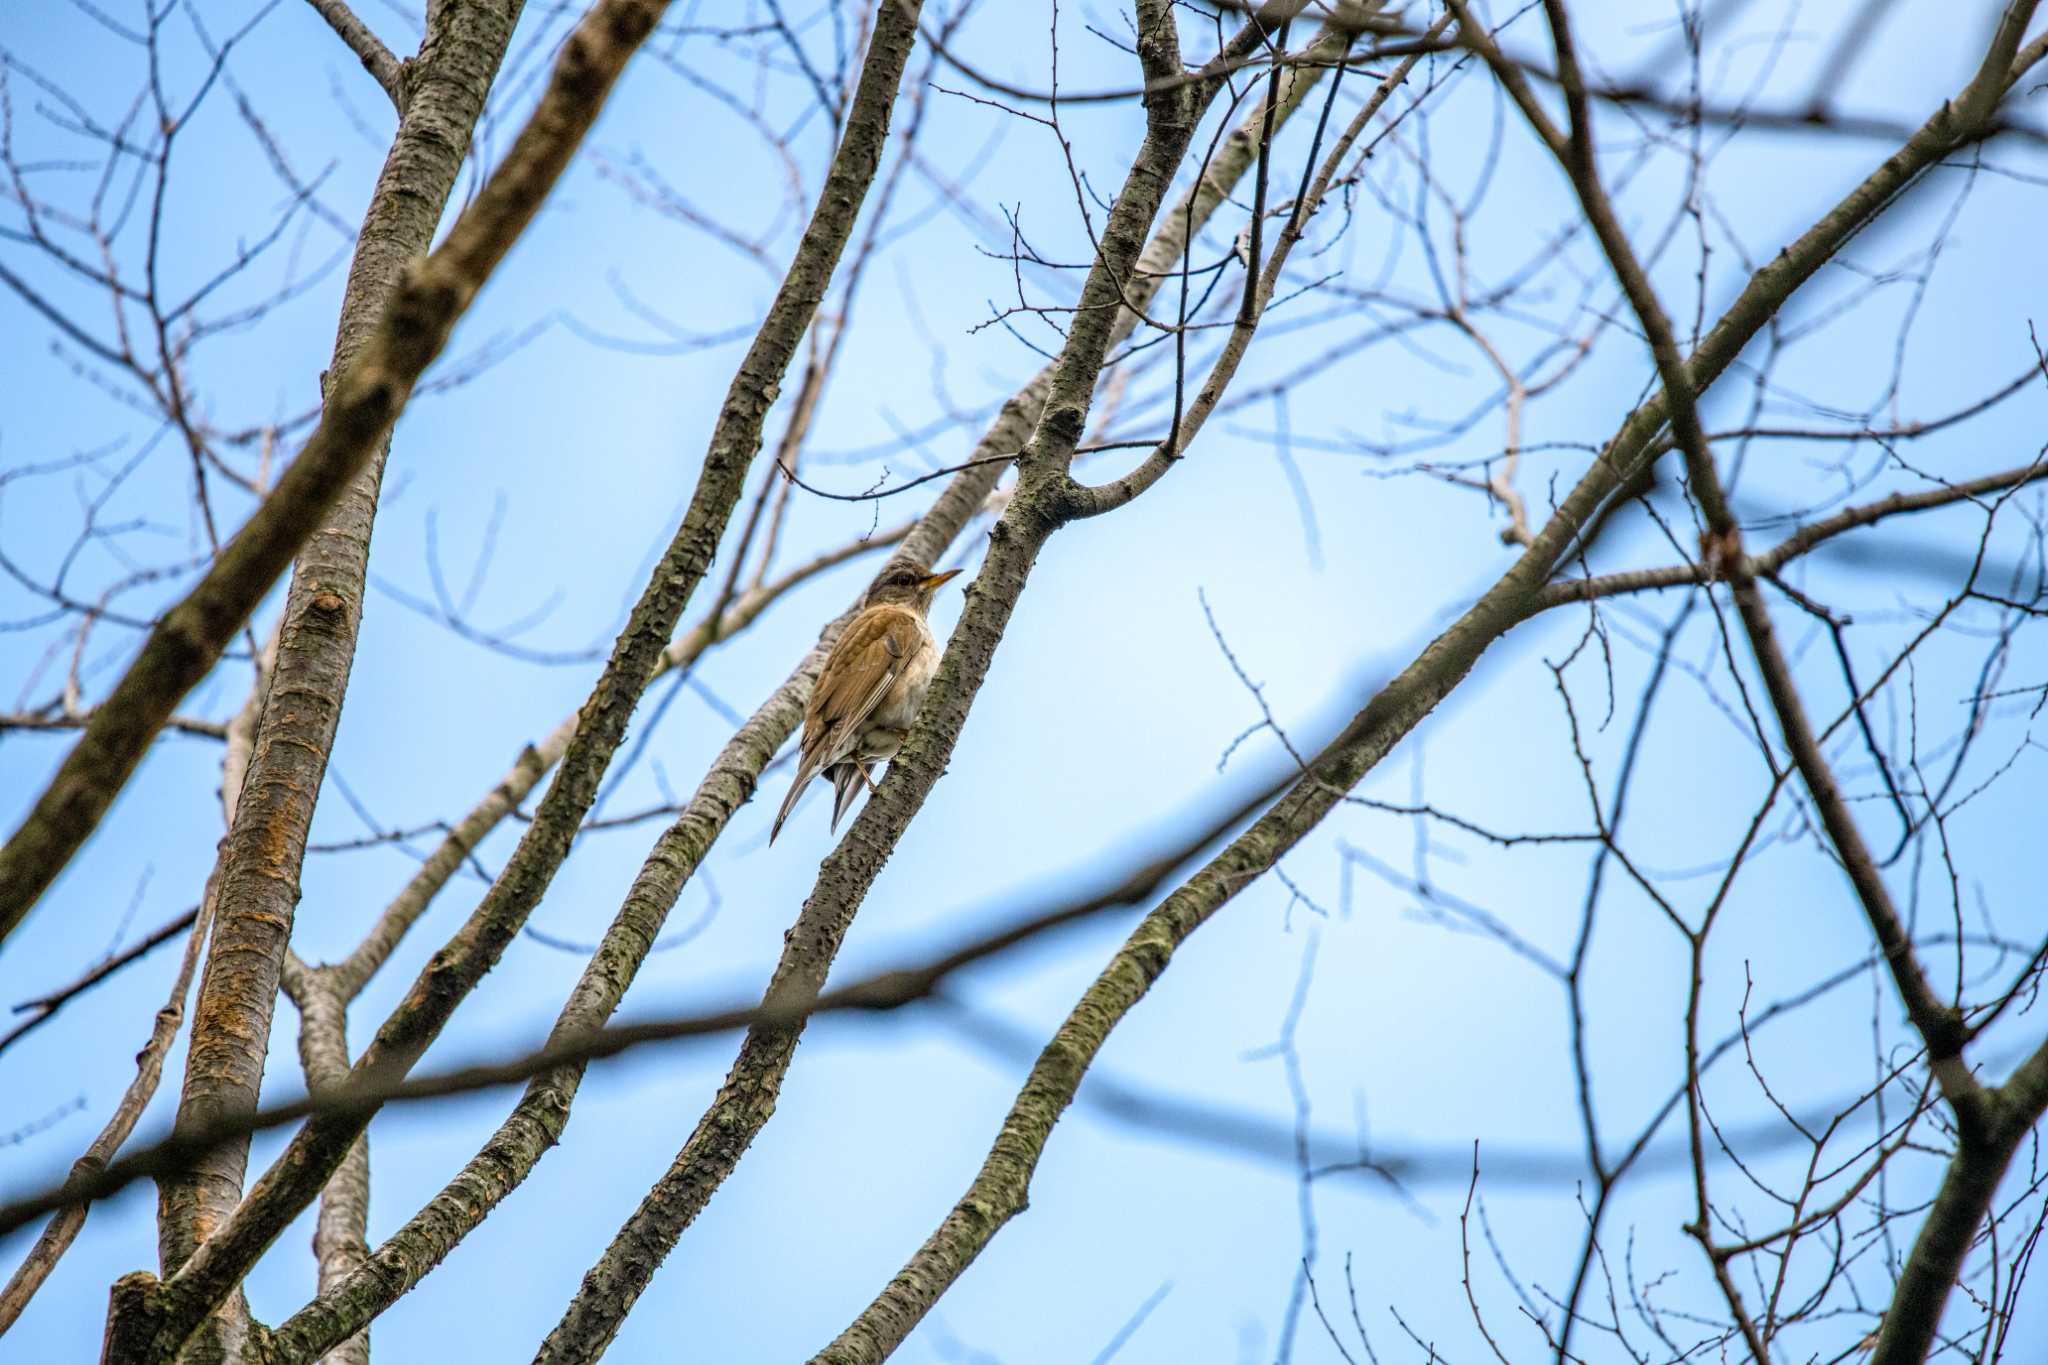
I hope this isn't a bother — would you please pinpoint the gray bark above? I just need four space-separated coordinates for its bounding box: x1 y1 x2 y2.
128 1 926 1356
529 6 1323 1360
156 0 527 1316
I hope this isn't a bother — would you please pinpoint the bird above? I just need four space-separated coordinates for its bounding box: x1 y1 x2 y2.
768 560 962 844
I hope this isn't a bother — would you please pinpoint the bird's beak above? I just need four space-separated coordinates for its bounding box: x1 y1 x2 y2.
918 568 964 592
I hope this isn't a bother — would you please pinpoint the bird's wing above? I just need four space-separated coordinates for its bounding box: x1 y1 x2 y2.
804 607 924 770
770 608 923 843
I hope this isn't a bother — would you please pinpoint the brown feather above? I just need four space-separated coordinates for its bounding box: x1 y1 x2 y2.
770 605 929 844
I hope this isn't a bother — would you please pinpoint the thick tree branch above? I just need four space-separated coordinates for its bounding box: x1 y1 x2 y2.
4 514 275 1336
156 0 528 1322
0 0 668 947
111 5 927 1357
808 9 2048 1352
530 6 1326 1360
1870 1033 2048 1365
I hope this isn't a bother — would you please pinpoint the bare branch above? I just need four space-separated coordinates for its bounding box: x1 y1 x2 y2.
0 0 673 946
125 6 931 1355
301 0 405 110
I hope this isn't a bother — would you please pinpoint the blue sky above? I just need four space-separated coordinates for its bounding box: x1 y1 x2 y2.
4 1 2048 1360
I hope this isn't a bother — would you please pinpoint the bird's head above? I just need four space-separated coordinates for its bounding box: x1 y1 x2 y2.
865 562 963 611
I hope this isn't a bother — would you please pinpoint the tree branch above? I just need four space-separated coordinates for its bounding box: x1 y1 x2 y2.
0 900 212 1332
0 0 669 947
807 6 2048 1350
119 3 929 1356
155 0 528 1316
282 969 371 1365
301 0 405 109
1066 9 1451 518
0 905 200 1060
1475 2 2041 1355
1870 1032 2048 1365
530 5 1325 1359
1534 459 2048 611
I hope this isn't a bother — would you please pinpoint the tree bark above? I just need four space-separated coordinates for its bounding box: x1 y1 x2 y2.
155 2 527 1350
809 11 2048 1353
262 460 1000 1364
530 5 1315 1359
129 2 926 1355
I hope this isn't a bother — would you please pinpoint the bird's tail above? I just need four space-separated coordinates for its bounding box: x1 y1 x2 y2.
768 754 822 845
827 762 871 834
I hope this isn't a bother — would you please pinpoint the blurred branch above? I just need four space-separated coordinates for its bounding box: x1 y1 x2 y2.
807 4 2048 1352
0 0 673 950
0 713 226 740
0 767 1283 1243
532 6 1343 1357
0 887 2029 1286
923 0 2048 148
157 0 529 1311
127 5 932 1356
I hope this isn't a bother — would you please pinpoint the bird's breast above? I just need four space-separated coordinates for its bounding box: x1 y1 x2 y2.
870 623 939 731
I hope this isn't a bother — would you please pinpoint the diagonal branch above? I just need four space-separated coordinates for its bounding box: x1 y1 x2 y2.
155 0 529 1313
113 4 931 1358
301 0 405 109
0 905 200 1060
262 518 971 1363
529 5 1323 1360
0 899 213 1333
1464 3 2044 1357
0 0 671 948
808 7 2048 1353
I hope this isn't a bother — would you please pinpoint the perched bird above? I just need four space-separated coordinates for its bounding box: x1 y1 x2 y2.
768 561 962 843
